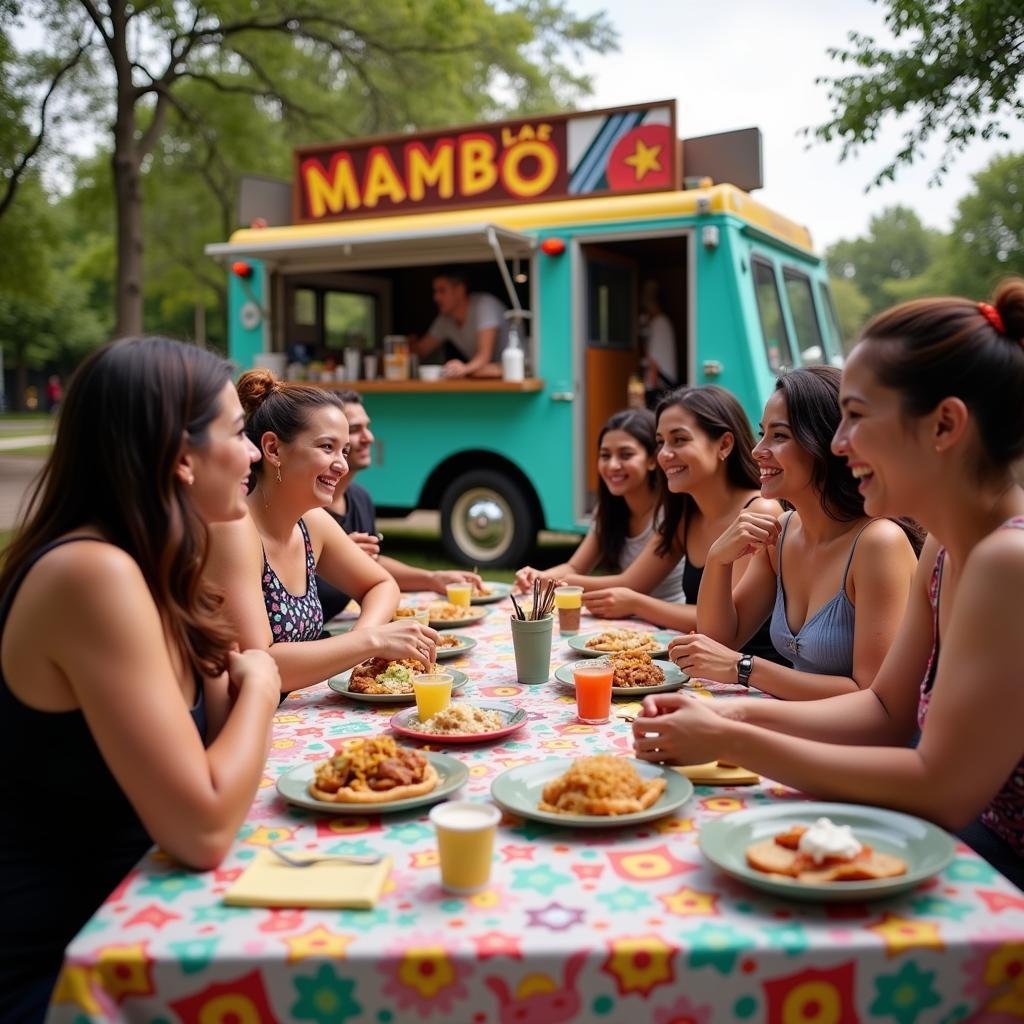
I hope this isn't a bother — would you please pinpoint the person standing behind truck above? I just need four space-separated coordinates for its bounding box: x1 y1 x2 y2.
411 268 509 379
316 390 482 622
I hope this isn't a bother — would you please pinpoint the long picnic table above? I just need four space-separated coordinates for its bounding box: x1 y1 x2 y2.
46 595 1024 1023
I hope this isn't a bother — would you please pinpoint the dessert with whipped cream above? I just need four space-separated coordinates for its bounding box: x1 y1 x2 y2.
746 816 907 882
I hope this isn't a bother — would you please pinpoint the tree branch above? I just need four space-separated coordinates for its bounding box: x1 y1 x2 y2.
0 42 90 220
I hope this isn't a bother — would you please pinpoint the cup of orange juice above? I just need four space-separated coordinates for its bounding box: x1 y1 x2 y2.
413 672 452 720
572 658 614 724
429 801 502 893
445 582 472 608
554 586 583 635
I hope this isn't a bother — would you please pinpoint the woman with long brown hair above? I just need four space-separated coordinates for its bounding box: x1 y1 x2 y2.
0 338 282 1022
633 280 1024 888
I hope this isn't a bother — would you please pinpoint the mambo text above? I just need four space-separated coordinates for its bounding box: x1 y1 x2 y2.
300 125 559 219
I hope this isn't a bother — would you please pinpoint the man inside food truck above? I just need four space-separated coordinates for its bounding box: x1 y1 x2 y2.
315 390 481 622
411 267 509 378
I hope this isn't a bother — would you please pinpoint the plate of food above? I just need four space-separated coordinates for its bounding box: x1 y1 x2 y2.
277 736 468 815
328 659 468 703
554 651 688 695
390 700 527 744
433 634 478 660
470 581 513 605
567 628 677 658
490 754 692 828
427 602 490 629
699 801 956 902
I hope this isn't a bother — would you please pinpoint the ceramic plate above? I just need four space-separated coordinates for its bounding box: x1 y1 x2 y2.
567 630 677 659
277 752 468 815
490 758 692 828
390 701 527 744
553 658 689 696
428 606 489 630
433 634 478 660
328 667 468 704
471 582 514 605
699 801 957 902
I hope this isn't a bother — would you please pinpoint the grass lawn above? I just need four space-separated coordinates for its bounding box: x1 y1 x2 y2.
0 413 52 424
0 445 53 456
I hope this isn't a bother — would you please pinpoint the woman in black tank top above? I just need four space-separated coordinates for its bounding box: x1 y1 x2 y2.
0 338 281 1022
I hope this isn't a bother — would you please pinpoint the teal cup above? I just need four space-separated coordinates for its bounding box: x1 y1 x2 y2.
510 615 553 684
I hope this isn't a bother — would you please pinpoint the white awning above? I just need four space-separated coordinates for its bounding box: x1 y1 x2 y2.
205 223 535 273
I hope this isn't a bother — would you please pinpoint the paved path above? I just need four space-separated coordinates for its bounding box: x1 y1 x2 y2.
0 434 52 451
0 456 45 530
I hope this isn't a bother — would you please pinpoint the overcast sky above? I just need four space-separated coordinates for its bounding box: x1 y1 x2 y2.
573 0 1024 252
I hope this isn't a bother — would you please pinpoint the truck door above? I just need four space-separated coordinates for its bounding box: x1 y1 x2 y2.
581 246 639 506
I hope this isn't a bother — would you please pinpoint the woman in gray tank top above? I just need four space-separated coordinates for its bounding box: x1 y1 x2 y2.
676 367 919 699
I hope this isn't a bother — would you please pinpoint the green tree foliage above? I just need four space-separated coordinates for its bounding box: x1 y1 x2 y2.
827 276 872 348
4 0 616 336
943 151 1024 298
814 0 1024 186
826 205 943 315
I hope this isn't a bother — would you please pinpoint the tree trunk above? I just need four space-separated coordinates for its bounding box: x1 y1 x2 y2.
112 111 144 338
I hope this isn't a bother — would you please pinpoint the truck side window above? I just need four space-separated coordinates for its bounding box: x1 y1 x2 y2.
783 268 825 366
818 280 846 362
752 257 793 372
324 291 376 351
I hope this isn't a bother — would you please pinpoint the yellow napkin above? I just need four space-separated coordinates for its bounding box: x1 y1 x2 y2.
223 851 392 908
674 761 760 786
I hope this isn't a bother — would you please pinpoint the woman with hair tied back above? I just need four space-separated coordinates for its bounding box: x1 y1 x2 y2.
633 279 1024 889
515 409 686 604
0 338 282 1022
671 366 919 698
205 370 438 693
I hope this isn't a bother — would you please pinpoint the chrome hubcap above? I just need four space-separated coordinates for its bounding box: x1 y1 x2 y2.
451 487 514 560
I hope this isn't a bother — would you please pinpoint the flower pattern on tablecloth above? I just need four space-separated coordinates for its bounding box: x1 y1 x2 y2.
44 596 1024 1024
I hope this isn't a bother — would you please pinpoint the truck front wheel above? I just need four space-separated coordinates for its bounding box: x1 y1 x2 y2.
439 470 537 569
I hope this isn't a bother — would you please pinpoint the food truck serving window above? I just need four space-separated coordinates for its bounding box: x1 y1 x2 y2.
783 268 825 366
752 257 793 372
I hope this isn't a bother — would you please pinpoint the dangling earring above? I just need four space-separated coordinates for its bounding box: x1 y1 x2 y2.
276 464 282 484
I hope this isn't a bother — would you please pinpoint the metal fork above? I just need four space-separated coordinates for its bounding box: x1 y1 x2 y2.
269 846 383 868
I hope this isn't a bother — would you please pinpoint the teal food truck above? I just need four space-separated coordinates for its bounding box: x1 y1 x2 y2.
208 100 843 567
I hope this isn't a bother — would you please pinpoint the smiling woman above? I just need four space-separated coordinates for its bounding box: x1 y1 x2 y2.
204 371 440 694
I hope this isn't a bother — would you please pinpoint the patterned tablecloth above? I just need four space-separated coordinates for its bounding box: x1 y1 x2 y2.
48 598 1024 1024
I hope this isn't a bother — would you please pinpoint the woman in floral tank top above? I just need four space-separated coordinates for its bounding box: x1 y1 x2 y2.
206 374 439 694
630 278 1024 890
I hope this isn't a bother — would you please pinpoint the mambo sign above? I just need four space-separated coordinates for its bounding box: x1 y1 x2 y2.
294 101 678 224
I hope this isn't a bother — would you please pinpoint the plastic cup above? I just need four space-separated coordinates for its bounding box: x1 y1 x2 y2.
554 586 583 635
343 348 361 380
573 659 614 724
413 672 452 720
363 353 378 379
394 607 430 626
446 583 472 608
429 801 502 894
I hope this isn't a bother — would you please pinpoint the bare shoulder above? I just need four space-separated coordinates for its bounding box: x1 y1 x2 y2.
207 515 262 570
964 524 1024 582
746 497 783 518
854 518 917 560
28 537 145 595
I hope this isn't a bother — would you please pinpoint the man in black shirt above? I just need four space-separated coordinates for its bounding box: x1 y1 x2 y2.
316 391 480 621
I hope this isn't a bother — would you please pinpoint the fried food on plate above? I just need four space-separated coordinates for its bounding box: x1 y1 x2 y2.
428 601 479 621
309 736 438 803
608 651 665 688
539 755 666 816
473 582 494 597
746 819 907 882
585 628 658 653
349 658 427 694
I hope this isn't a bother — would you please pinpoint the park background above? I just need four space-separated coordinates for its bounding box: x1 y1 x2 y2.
1 0 1022 556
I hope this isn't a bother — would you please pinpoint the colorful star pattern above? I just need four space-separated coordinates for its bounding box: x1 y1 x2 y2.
283 925 354 963
868 914 945 957
603 934 676 996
